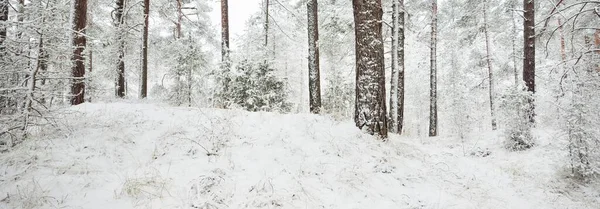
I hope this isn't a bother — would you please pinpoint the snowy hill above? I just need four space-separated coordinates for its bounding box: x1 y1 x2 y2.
0 103 598 209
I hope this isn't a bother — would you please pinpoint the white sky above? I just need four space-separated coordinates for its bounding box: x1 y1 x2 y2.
208 0 263 47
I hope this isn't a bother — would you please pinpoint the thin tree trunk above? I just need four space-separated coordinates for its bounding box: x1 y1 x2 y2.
389 0 398 133
397 0 405 134
176 0 182 39
429 0 438 137
0 0 6 112
523 0 535 123
221 0 230 64
37 33 48 105
140 0 149 98
86 42 92 102
483 0 497 130
352 0 388 138
220 0 230 108
264 0 269 48
115 0 126 98
307 0 321 114
71 0 88 105
23 34 44 133
389 0 405 134
0 0 7 48
511 6 519 87
558 18 566 61
16 0 24 40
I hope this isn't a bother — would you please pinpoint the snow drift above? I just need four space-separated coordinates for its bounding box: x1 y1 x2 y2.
0 102 598 209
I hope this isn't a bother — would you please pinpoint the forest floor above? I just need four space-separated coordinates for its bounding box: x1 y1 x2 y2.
0 102 599 209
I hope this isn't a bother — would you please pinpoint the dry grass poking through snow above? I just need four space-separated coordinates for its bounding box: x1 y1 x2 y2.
0 102 598 209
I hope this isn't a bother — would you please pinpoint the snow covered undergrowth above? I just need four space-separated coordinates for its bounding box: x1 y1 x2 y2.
1 102 598 209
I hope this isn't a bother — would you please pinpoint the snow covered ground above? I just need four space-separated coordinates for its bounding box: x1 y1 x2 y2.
1 102 598 209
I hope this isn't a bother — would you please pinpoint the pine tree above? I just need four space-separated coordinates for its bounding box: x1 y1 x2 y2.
482 0 497 130
390 0 405 134
140 0 149 98
352 0 388 138
307 0 321 114
0 0 6 50
429 0 438 137
114 0 126 98
71 0 87 105
220 0 230 108
523 0 535 123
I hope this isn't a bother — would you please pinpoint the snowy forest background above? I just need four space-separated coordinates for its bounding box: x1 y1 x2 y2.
1 0 600 208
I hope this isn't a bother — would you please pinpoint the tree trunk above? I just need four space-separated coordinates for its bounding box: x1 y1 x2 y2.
221 0 230 65
511 7 519 87
115 0 126 98
38 35 48 105
86 42 92 102
389 0 398 133
264 0 269 48
483 0 497 130
429 0 438 137
0 0 7 49
352 0 388 138
390 0 405 134
307 0 321 114
397 0 405 134
176 0 182 39
140 0 149 98
523 0 535 123
220 0 230 107
71 0 87 105
558 18 566 61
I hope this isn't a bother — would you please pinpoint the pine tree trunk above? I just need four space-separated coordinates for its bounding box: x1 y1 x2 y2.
86 43 92 102
397 0 405 134
176 0 182 39
429 0 438 137
389 0 405 134
307 0 321 114
71 0 87 105
220 0 230 108
140 0 149 98
523 0 535 123
558 18 566 61
264 0 269 48
389 0 398 133
115 0 126 98
37 33 48 105
483 0 497 130
221 0 230 64
0 0 7 50
511 8 519 87
352 0 388 138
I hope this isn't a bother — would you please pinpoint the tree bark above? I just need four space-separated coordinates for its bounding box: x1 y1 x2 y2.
483 0 497 130
71 0 88 105
352 0 388 138
390 0 405 134
115 0 126 98
523 0 535 123
221 0 230 64
397 0 405 135
511 7 519 87
389 0 398 133
558 18 566 61
429 0 438 137
0 0 7 49
175 0 182 39
264 0 269 48
307 0 321 114
140 0 149 98
220 0 230 107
